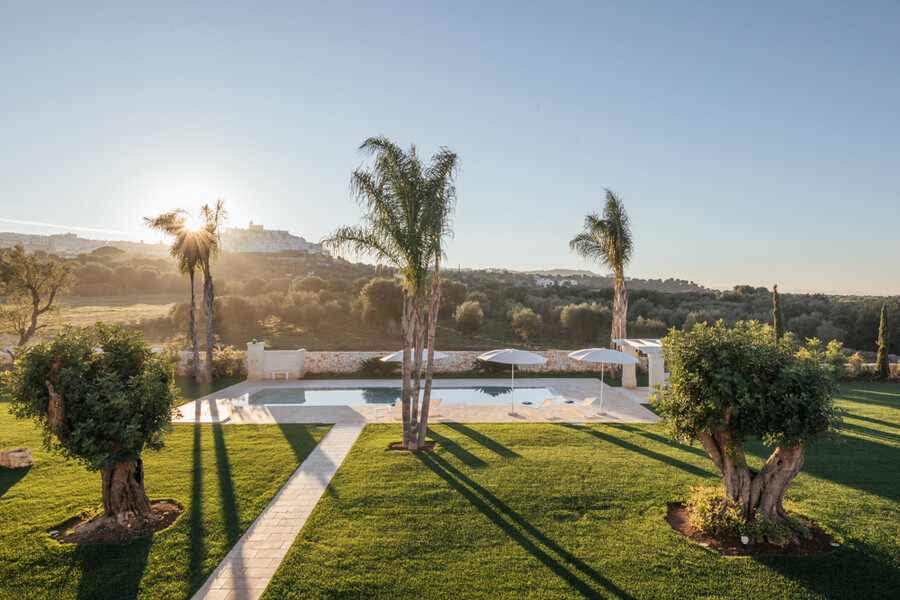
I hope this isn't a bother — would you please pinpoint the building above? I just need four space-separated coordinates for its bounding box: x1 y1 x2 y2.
221 221 322 254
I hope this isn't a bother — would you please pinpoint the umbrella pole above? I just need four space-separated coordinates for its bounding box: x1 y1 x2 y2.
509 364 517 416
599 364 605 415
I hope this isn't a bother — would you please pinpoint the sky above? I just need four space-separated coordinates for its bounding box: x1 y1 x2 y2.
1 1 898 295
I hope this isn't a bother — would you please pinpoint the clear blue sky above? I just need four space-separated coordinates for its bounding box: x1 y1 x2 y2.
1 1 898 295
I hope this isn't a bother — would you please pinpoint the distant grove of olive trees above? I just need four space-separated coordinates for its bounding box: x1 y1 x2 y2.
19 247 900 354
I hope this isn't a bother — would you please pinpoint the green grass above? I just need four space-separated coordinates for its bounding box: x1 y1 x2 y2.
262 382 900 599
0 388 330 600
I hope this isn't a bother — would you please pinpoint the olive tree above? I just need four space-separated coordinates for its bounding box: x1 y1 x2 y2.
0 244 75 357
652 320 840 539
2 324 177 524
454 300 484 336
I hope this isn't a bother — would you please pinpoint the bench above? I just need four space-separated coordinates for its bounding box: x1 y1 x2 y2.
269 371 292 380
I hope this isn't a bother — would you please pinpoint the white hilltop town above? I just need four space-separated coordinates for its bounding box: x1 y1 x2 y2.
0 221 323 257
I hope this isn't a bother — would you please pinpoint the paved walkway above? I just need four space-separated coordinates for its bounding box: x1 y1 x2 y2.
191 422 365 600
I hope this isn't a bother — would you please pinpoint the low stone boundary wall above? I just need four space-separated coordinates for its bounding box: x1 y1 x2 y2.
304 350 643 375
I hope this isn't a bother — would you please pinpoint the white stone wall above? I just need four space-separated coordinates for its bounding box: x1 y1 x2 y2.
304 350 642 375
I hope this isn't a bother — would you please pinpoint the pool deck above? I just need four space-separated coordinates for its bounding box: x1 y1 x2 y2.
175 378 659 425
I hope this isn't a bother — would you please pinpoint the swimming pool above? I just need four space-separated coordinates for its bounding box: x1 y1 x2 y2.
240 386 558 407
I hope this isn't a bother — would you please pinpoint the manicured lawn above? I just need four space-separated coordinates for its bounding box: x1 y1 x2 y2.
263 382 900 599
0 386 330 600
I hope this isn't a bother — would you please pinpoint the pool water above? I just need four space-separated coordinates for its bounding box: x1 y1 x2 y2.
244 386 558 407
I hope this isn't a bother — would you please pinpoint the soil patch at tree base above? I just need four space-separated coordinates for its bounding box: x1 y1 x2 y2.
50 500 183 545
386 441 436 452
666 503 839 556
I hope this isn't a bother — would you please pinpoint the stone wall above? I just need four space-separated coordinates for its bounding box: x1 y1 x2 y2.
304 350 647 375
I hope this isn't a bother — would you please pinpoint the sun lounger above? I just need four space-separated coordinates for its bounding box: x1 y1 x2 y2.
522 397 558 420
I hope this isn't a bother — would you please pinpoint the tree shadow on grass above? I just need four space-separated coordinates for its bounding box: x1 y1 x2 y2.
426 429 487 468
74 535 152 600
188 423 206 592
758 538 900 600
558 424 716 479
416 451 636 600
441 423 521 459
840 422 900 445
844 412 899 430
276 423 324 463
0 465 30 499
612 424 708 459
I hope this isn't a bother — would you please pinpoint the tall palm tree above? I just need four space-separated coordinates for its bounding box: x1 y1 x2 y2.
324 136 458 450
199 200 227 382
144 210 206 383
569 189 633 348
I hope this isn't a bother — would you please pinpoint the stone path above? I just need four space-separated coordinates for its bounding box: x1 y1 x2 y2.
191 422 365 600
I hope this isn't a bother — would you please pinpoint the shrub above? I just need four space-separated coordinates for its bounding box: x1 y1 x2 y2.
508 306 541 342
454 300 484 336
559 302 609 344
357 356 400 377
472 358 509 375
212 345 246 379
686 485 809 543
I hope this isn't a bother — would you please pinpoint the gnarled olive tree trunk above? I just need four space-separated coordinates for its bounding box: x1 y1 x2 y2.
697 428 805 526
101 459 153 522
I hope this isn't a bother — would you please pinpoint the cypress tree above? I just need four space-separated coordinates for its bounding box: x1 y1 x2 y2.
773 284 784 340
875 302 890 379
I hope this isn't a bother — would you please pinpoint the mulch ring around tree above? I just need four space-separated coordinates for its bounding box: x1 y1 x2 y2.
666 503 840 556
49 501 183 545
386 441 436 452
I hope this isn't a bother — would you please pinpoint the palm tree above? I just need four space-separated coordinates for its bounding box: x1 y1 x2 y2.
199 200 228 382
144 210 206 383
569 189 633 348
324 136 458 450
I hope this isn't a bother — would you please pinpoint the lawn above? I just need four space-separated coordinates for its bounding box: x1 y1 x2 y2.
0 380 330 600
262 382 900 599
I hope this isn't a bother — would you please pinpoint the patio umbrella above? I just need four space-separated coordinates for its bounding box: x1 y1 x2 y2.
477 348 548 416
568 348 639 414
380 349 449 362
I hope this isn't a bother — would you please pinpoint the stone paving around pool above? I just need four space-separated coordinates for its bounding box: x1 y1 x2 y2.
175 378 659 425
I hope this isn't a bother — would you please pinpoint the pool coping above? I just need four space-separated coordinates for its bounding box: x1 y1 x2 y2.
175 377 659 425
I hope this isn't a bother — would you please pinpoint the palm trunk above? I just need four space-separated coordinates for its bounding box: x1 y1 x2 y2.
101 459 153 523
417 262 442 449
697 428 806 537
189 270 201 383
400 292 415 448
611 269 628 346
408 305 426 448
203 265 215 383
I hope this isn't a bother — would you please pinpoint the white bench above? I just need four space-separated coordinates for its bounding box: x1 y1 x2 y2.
269 371 292 380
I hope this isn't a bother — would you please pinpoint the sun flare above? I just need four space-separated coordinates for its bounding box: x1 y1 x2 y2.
182 216 203 232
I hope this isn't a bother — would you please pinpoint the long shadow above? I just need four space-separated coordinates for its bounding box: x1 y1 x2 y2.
559 424 716 479
841 422 900 445
759 537 900 599
613 424 708 458
0 465 30 499
276 422 324 463
441 423 522 459
210 423 241 545
426 429 487 468
416 452 637 600
74 535 153 600
844 412 899 430
797 433 900 502
188 423 205 591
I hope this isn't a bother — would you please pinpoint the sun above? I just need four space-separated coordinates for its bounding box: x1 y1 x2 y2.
182 216 203 232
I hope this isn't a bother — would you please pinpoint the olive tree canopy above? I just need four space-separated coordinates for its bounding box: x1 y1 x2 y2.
652 320 840 539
